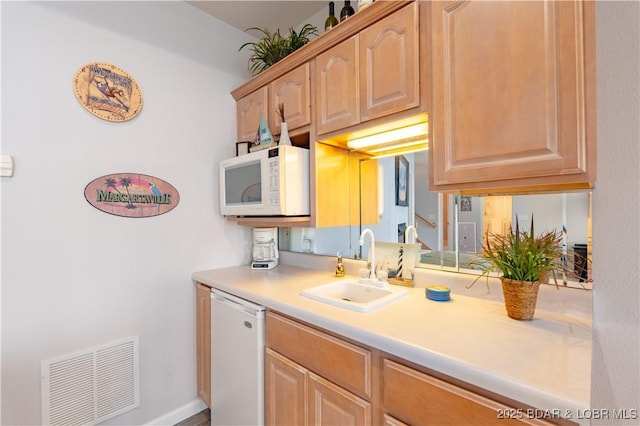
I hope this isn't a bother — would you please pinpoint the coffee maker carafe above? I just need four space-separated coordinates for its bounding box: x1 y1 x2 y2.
251 227 279 270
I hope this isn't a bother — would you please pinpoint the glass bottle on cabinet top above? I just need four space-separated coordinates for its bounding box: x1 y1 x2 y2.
358 0 374 11
340 0 355 22
325 2 339 31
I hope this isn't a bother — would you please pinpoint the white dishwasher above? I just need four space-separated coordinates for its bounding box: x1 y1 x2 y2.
210 288 265 426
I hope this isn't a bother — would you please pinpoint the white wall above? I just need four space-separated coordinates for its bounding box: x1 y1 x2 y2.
1 2 255 424
592 1 640 422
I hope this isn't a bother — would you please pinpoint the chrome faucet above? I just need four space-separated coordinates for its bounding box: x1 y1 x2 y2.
359 228 376 281
405 225 418 244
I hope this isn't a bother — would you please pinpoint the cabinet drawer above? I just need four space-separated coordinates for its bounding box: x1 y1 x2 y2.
266 311 371 399
383 359 554 426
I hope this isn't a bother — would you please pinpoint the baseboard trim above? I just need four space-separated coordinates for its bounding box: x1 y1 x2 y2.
144 398 207 425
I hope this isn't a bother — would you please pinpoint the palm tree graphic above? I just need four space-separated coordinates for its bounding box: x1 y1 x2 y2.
105 178 122 194
119 176 136 209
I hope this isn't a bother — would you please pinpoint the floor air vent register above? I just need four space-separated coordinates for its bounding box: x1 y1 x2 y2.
41 336 140 426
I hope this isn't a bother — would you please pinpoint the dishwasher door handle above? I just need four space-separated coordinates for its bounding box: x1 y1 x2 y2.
211 289 265 316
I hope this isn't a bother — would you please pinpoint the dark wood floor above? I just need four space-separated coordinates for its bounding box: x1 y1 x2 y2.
175 409 210 426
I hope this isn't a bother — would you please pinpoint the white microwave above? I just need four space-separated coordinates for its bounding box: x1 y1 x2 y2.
219 145 310 217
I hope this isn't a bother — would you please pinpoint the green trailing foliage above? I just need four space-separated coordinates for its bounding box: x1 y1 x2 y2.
239 24 319 76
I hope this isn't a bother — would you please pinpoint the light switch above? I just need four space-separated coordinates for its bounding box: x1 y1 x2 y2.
1 155 15 177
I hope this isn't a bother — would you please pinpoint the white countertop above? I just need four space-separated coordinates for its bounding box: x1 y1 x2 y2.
192 263 592 424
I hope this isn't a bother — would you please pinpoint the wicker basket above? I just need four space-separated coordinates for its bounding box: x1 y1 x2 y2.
500 277 541 320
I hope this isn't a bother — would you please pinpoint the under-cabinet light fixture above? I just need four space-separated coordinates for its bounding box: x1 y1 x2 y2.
369 143 429 159
347 122 428 150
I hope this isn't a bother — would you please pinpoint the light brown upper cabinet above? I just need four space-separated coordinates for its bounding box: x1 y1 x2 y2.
315 36 360 136
269 63 311 135
316 2 420 136
429 0 596 194
236 86 268 142
236 63 310 142
229 1 420 228
359 2 419 122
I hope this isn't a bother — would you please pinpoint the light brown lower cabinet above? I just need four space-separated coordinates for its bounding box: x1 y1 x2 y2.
265 348 307 426
383 359 564 426
383 413 408 426
195 283 211 408
196 301 577 425
265 348 372 426
308 372 371 425
266 311 373 425
264 310 576 426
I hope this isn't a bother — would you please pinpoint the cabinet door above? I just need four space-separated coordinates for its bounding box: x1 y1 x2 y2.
359 2 419 122
308 372 371 426
265 348 308 426
313 142 352 227
237 86 268 142
315 36 360 135
195 283 211 407
430 0 596 192
270 63 311 134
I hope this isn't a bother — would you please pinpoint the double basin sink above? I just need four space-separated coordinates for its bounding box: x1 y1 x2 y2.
300 279 408 313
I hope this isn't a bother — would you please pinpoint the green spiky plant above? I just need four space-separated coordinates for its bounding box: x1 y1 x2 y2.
239 24 318 76
470 216 565 289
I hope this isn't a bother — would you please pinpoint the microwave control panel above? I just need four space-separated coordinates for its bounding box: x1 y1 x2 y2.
267 150 280 206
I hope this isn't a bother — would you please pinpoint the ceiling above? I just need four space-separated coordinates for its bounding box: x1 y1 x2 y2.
187 1 326 35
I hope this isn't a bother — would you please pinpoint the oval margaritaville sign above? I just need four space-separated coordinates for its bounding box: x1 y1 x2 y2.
85 173 179 218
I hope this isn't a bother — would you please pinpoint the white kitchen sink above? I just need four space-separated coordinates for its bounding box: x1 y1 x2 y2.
300 280 408 313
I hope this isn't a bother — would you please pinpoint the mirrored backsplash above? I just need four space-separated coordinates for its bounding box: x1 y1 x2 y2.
279 151 592 288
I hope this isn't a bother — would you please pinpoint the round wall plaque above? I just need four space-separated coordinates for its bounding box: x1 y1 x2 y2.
73 62 143 122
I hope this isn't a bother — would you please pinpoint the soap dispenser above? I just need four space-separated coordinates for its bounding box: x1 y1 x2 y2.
335 252 345 277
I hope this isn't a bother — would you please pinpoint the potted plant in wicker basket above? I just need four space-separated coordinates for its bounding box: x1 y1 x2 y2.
472 217 564 320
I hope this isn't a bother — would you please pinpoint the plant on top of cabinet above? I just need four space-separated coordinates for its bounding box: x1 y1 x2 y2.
239 25 318 76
